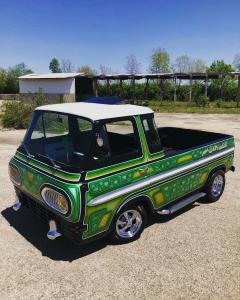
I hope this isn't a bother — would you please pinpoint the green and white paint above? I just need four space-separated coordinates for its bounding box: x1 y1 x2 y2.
9 115 235 242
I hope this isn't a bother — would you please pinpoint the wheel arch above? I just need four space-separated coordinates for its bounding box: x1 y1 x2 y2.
208 163 226 178
116 194 155 216
109 194 154 231
205 163 226 186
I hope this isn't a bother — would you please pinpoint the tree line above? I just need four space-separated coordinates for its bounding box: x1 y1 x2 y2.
47 50 240 102
1 48 240 101
47 48 240 74
0 63 33 94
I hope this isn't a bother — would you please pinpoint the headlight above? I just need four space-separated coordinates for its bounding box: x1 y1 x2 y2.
41 187 70 215
8 164 22 186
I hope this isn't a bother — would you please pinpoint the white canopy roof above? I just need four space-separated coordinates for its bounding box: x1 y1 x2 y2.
36 102 153 121
19 73 85 79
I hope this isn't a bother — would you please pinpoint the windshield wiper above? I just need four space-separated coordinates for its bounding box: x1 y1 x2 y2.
22 143 35 158
36 153 61 169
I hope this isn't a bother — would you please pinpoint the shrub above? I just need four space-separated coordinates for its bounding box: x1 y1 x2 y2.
32 88 47 106
195 95 210 107
215 99 225 108
2 100 33 129
2 88 47 129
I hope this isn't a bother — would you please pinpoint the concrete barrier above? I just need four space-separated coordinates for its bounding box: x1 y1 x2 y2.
0 94 19 101
0 93 75 103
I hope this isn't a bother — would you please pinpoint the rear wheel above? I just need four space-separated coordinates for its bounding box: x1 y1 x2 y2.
111 205 147 243
205 170 225 202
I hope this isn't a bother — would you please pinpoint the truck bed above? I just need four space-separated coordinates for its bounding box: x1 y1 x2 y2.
158 127 232 156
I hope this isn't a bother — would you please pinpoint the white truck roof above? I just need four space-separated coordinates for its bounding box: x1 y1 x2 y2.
36 102 153 121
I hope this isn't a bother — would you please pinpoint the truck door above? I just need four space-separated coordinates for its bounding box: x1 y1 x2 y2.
83 116 147 239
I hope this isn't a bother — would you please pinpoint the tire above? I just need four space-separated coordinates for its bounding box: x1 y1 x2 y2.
111 205 147 244
205 170 225 202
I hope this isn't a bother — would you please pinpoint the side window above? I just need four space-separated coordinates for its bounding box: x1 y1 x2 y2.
31 115 44 139
105 120 134 135
43 113 69 138
142 116 162 153
94 118 141 163
77 118 92 132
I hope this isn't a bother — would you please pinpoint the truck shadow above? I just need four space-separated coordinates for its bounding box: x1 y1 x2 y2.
1 203 199 262
1 207 109 262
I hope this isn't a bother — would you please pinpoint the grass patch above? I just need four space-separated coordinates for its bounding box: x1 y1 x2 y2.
153 106 240 114
127 100 240 114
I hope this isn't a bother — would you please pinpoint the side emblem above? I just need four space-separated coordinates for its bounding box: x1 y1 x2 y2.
27 171 34 181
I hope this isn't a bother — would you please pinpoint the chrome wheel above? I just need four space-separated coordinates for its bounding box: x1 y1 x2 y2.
211 174 224 197
116 209 143 239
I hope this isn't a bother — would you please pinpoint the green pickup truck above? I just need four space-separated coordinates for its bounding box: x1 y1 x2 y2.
9 102 235 244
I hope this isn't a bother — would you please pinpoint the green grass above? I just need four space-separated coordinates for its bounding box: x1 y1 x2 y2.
153 106 240 114
128 100 240 114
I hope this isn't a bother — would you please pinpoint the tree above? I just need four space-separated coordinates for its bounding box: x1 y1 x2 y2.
208 60 234 73
61 59 74 73
190 59 207 72
0 63 33 93
124 54 141 74
0 68 7 93
49 58 61 73
149 48 170 73
233 54 240 71
99 64 113 75
172 56 206 73
172 55 192 73
14 62 33 75
208 60 235 99
77 65 97 75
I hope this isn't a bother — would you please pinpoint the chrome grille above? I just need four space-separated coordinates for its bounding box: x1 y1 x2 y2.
41 187 69 214
9 165 22 186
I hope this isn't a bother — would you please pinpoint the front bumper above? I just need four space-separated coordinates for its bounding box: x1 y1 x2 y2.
16 189 86 244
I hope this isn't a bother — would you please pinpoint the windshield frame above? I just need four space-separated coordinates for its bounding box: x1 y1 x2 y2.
21 110 95 172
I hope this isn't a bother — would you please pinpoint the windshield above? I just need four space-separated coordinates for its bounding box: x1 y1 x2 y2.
22 111 94 171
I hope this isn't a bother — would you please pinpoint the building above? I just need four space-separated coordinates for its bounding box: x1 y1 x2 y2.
19 73 94 102
18 71 240 104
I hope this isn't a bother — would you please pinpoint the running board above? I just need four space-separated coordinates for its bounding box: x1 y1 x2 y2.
157 192 206 215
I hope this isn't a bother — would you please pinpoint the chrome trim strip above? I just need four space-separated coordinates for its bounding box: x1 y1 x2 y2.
88 147 234 206
86 137 233 180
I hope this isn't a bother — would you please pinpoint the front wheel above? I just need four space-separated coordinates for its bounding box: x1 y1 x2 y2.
111 205 147 243
205 170 225 202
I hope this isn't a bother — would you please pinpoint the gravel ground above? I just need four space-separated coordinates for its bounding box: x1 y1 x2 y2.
0 113 239 300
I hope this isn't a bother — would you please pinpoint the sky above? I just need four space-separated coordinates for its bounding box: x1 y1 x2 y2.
0 0 240 73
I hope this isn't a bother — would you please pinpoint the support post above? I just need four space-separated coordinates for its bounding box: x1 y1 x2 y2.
106 79 110 96
93 78 98 97
119 79 123 98
220 74 224 99
132 76 135 100
159 79 164 100
173 77 177 101
189 74 192 102
144 78 149 99
205 74 208 97
237 75 240 108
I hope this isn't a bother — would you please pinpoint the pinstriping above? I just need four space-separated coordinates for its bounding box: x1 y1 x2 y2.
88 147 234 206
